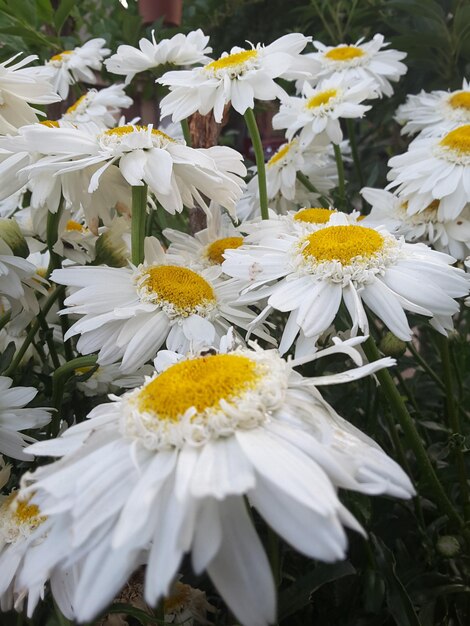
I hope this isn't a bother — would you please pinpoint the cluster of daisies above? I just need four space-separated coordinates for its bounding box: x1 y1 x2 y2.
0 21 468 626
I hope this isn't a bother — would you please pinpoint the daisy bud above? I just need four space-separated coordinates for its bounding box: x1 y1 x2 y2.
436 535 460 558
379 332 407 358
0 218 29 259
94 217 130 268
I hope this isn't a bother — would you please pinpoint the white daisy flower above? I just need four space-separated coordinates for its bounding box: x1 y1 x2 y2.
52 211 98 265
75 362 154 397
0 54 59 134
274 76 373 145
387 124 470 220
45 39 111 99
0 489 76 618
307 34 407 98
0 377 51 461
61 85 133 128
105 29 212 85
164 202 245 270
361 187 470 260
239 138 338 220
20 338 412 625
395 79 470 138
51 237 272 373
0 122 131 230
222 213 470 356
21 122 246 217
0 238 46 316
158 34 314 123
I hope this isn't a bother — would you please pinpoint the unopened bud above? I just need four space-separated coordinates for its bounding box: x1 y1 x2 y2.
379 332 407 358
0 218 29 258
94 217 130 268
436 535 460 557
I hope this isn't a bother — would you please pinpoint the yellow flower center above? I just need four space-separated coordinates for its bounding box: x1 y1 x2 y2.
40 120 59 128
2 492 45 528
306 89 338 109
205 49 258 73
49 50 73 62
294 208 336 224
142 265 216 311
205 237 244 264
439 124 470 155
103 125 174 142
66 94 88 115
267 141 295 167
448 92 470 111
302 225 384 264
65 219 85 232
164 582 194 613
137 353 261 421
324 45 365 62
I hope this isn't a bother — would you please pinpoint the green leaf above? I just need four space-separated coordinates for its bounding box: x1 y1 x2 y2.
6 0 37 26
371 535 421 626
279 561 355 620
0 342 17 374
37 0 54 23
54 0 76 34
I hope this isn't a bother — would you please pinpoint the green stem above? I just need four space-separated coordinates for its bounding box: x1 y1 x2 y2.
180 118 192 146
407 341 445 391
50 355 98 435
363 336 469 538
58 288 74 361
346 118 364 188
296 172 331 208
131 184 148 265
37 311 61 369
46 202 64 276
243 108 269 220
438 334 470 519
333 143 346 211
4 286 64 377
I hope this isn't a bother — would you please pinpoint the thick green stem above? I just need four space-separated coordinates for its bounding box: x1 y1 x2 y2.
131 184 148 265
243 108 269 220
438 334 470 519
296 172 331 207
180 118 192 146
346 118 364 188
333 143 346 211
363 336 468 537
4 286 64 377
50 355 98 435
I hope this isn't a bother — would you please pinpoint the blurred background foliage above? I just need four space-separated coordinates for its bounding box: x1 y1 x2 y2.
1 1 470 625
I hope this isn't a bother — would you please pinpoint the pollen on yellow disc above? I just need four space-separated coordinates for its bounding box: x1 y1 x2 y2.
144 265 216 309
302 225 384 264
448 92 470 111
267 142 293 167
138 353 261 421
50 50 73 62
40 120 59 128
66 94 88 115
294 208 336 224
66 220 85 232
205 49 258 72
306 89 338 109
439 124 470 155
205 237 244 264
325 45 365 62
104 125 174 142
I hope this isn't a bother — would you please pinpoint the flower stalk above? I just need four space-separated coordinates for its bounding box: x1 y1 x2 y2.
333 143 346 211
363 335 469 540
244 108 269 220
